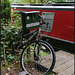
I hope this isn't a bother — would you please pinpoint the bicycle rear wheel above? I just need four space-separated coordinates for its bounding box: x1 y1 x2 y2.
20 40 56 75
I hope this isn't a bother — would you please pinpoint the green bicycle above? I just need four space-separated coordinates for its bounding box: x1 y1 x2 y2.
16 11 56 75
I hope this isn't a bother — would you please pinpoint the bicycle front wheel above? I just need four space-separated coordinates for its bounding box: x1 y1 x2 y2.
20 40 56 75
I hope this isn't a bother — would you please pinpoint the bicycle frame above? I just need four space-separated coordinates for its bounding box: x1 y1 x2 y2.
23 29 38 43
14 13 56 74
17 28 41 51
16 13 48 51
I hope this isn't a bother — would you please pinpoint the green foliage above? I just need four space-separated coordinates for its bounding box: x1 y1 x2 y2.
1 0 11 22
13 11 22 26
50 0 66 2
7 53 20 62
40 50 49 56
1 11 22 62
36 0 48 3
10 0 25 3
9 0 66 4
10 0 36 4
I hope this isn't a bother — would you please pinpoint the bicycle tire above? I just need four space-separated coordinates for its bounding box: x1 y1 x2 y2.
20 40 56 75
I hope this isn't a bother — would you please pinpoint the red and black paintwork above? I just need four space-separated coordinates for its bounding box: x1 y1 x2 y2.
12 5 75 53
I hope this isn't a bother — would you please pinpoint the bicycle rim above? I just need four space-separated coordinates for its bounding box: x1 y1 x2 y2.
21 40 55 75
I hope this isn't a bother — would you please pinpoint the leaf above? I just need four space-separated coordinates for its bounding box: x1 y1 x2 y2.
4 27 7 31
6 51 9 53
1 41 4 44
5 42 10 45
1 47 3 50
7 67 10 71
1 38 5 40
4 45 8 48
11 26 15 29
1 30 5 34
13 42 16 45
14 32 18 35
1 55 3 58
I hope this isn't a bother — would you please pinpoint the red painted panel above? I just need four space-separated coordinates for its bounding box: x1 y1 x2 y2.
12 8 74 42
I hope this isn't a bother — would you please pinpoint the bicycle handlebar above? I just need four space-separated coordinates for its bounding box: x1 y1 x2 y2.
36 13 49 25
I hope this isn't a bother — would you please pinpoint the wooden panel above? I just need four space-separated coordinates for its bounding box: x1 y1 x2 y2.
59 65 74 75
53 59 74 73
53 50 74 75
19 50 74 75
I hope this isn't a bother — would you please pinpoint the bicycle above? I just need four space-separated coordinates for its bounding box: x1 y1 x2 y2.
15 12 56 75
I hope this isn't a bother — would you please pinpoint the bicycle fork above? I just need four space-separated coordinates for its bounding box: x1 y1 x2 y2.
34 40 40 61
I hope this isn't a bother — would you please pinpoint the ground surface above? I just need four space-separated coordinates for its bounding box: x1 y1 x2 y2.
53 50 74 75
1 50 74 75
17 50 74 75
